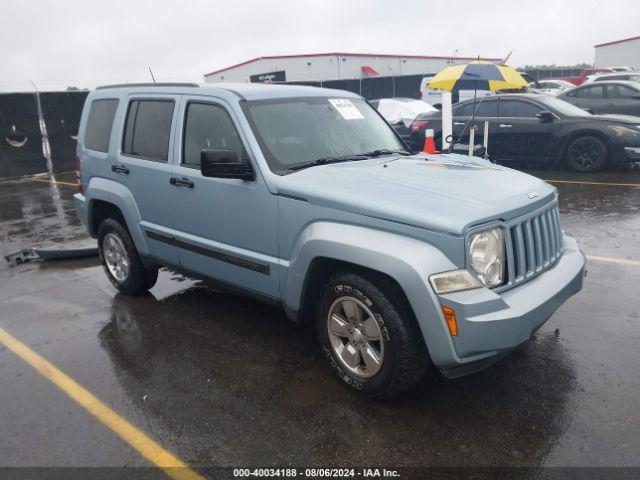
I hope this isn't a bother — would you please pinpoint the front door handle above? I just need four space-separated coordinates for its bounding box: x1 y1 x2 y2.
169 177 194 188
111 164 129 174
454 121 465 125
499 123 513 128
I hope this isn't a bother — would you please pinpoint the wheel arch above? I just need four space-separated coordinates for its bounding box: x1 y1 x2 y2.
85 177 149 254
562 129 611 157
283 222 463 368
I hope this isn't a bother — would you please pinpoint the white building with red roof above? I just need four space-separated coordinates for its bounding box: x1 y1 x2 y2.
203 52 502 84
594 35 640 70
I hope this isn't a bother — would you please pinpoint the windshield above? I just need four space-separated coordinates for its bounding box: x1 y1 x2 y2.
243 97 406 173
539 96 592 117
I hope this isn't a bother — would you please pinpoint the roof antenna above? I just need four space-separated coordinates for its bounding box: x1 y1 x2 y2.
148 67 156 83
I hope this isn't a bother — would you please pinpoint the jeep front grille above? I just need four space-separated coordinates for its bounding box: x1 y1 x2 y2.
503 203 564 289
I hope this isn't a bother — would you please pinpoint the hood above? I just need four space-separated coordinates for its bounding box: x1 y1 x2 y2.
591 113 640 124
275 154 556 235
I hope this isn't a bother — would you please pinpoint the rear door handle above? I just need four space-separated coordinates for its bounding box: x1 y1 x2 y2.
454 121 465 125
499 123 512 128
169 177 194 188
111 164 129 174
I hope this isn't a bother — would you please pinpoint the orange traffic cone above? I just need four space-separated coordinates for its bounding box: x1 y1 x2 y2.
422 128 440 154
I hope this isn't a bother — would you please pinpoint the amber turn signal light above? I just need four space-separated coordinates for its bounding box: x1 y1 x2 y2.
441 305 458 337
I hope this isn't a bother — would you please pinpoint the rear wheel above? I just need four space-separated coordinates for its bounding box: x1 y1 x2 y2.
565 135 607 172
316 272 430 398
98 218 158 295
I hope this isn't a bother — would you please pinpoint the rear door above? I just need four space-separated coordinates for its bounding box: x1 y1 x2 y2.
169 96 279 298
494 98 554 162
113 95 181 264
450 100 500 155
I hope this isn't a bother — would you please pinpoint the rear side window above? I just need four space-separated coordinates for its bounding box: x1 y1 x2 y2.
123 100 174 162
183 103 244 168
84 99 118 152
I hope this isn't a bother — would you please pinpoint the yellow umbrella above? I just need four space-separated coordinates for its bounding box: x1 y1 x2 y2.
427 61 528 92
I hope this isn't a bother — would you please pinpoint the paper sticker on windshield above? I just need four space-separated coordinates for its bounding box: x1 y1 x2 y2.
329 99 364 120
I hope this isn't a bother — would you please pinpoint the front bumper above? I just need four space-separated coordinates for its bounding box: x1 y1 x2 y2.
437 235 585 378
624 146 640 160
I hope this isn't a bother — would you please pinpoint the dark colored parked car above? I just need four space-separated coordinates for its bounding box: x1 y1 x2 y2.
557 81 640 116
409 93 640 172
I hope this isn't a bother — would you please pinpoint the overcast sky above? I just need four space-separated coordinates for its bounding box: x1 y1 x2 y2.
0 0 638 90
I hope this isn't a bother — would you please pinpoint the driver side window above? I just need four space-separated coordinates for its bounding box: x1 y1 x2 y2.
183 103 244 168
499 100 541 118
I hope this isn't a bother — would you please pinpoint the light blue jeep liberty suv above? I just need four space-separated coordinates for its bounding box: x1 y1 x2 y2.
74 82 585 397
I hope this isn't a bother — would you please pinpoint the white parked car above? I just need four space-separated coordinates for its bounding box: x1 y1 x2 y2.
609 66 637 72
584 72 640 84
370 97 437 143
535 80 575 95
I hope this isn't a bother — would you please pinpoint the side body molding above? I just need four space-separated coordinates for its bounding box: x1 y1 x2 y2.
284 222 463 367
85 177 149 254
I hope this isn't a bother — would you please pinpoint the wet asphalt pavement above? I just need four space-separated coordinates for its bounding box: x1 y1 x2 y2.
0 169 639 475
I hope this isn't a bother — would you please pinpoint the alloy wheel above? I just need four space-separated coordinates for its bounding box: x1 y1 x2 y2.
103 233 130 283
327 296 385 378
568 137 604 170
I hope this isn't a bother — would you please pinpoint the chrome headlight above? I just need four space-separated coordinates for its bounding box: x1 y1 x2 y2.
608 125 640 138
468 227 505 288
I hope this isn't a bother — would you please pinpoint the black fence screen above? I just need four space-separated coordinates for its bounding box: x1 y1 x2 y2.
0 91 88 179
40 91 89 173
288 74 424 100
0 93 48 178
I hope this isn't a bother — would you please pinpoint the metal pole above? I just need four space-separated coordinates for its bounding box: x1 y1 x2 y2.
483 120 489 159
31 81 53 175
441 91 453 152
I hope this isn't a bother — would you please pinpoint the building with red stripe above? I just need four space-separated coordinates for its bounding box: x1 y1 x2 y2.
594 35 640 70
203 52 502 84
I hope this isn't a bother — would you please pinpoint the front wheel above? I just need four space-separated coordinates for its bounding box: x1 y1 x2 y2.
565 135 607 172
316 272 430 398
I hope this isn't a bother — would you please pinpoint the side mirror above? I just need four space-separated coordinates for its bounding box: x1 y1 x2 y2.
536 110 555 122
200 149 254 181
583 108 595 115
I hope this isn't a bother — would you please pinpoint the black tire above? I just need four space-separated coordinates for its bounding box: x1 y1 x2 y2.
97 218 158 296
316 271 431 398
565 135 608 172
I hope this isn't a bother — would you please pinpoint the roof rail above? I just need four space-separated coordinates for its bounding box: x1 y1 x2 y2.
96 82 199 90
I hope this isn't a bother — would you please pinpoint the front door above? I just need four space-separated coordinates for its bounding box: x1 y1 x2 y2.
494 99 554 162
569 84 608 114
169 97 279 298
604 84 640 116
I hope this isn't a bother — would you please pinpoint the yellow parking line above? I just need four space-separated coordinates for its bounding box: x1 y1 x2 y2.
586 255 640 267
33 178 80 187
543 179 640 187
0 328 204 480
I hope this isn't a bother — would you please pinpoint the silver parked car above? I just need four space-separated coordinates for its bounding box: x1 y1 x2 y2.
558 80 640 116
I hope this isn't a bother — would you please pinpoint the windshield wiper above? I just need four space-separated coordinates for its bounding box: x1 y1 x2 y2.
288 149 410 172
288 154 370 171
356 149 411 157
